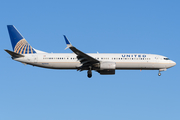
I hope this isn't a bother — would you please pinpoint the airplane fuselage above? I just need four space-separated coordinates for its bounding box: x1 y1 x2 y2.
14 53 175 70
6 25 176 78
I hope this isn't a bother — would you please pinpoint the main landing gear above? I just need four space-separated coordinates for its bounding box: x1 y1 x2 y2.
87 66 92 78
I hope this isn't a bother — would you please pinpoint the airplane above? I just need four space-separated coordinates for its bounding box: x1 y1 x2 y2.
5 25 176 78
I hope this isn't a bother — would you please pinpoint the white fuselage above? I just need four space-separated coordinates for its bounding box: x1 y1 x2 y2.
13 53 176 70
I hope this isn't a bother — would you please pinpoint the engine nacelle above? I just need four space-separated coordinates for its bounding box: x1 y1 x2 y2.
100 61 116 70
98 62 116 75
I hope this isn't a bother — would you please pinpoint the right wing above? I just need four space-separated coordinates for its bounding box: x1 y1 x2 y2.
63 35 99 68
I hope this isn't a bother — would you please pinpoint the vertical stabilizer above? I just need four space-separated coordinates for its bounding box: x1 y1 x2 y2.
7 25 36 54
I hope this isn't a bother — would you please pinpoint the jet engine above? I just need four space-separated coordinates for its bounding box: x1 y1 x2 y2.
98 61 116 75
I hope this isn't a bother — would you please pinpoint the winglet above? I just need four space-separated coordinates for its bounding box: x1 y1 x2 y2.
64 35 72 50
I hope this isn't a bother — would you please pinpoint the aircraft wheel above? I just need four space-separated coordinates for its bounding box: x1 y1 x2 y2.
87 70 92 78
88 73 92 78
158 72 161 76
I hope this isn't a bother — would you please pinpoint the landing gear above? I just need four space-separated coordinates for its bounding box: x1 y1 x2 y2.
158 69 163 76
158 69 166 76
158 72 161 76
87 70 92 78
87 66 92 78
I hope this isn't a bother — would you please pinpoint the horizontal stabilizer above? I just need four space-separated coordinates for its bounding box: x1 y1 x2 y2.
4 49 24 58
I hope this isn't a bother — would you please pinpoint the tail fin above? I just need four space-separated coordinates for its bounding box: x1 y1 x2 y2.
7 25 36 54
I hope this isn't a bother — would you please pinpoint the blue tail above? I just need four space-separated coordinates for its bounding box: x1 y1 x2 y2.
7 25 36 54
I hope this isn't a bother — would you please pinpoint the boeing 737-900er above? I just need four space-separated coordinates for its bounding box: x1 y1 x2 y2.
5 25 176 78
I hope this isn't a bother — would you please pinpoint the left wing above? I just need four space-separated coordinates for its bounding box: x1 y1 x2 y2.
63 35 99 68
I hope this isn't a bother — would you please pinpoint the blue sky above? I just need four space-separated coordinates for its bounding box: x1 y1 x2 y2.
0 0 180 120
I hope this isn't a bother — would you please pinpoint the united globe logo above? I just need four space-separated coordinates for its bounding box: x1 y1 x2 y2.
14 39 36 54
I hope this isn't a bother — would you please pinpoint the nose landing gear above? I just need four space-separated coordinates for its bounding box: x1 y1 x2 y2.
158 72 161 76
158 68 167 76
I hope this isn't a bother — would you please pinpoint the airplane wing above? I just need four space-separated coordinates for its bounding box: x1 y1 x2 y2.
64 35 99 68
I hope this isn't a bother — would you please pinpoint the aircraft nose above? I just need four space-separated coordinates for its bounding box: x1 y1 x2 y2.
171 60 176 67
173 61 176 66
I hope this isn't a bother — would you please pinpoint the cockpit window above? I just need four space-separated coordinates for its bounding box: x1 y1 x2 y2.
164 58 170 60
